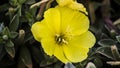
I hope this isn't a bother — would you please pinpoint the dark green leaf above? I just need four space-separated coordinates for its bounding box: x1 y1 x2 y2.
18 0 27 4
10 32 18 39
0 45 6 61
64 63 75 68
93 58 103 68
116 35 120 43
0 4 9 12
25 0 35 4
2 27 11 37
6 40 14 47
40 56 57 67
9 0 18 6
5 46 15 58
25 7 37 26
0 37 4 44
53 62 63 68
9 14 19 31
20 46 32 68
0 23 4 33
18 5 22 16
18 59 26 68
114 0 120 5
96 47 114 60
30 45 44 63
98 39 116 47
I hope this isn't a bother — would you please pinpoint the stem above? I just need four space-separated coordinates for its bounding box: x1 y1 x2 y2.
36 2 47 20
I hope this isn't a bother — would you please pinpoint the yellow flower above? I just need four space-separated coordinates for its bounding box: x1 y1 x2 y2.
31 6 95 63
56 0 87 14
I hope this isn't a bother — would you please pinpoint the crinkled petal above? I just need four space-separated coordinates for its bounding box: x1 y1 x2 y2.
41 38 56 56
44 8 61 34
31 20 54 41
56 0 87 14
54 45 69 63
68 2 88 14
56 6 89 35
69 31 96 48
56 0 73 6
63 44 89 62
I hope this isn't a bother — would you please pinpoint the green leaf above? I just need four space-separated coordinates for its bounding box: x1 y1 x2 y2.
64 63 75 68
25 0 35 4
5 40 15 58
18 0 27 4
116 35 120 43
25 7 37 26
10 32 18 39
29 45 44 63
20 46 32 68
93 58 103 68
6 40 14 47
9 0 18 6
9 14 19 31
0 4 9 13
17 59 26 68
5 46 15 58
0 23 4 33
98 39 116 47
40 56 57 67
0 45 6 61
96 47 114 60
2 27 11 37
18 5 22 16
0 37 4 44
114 0 120 5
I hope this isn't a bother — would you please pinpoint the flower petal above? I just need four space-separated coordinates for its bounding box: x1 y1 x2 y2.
56 6 89 35
62 31 95 62
31 20 54 41
68 2 88 14
56 0 73 6
56 0 87 14
41 38 56 56
54 45 69 63
44 8 61 34
63 44 89 62
69 31 96 48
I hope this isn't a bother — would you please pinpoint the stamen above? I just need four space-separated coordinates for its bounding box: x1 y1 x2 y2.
62 38 68 44
55 34 68 45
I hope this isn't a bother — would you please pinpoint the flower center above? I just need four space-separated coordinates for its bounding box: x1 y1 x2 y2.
55 34 68 45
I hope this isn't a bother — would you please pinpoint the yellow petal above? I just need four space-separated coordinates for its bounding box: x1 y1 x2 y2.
62 31 95 62
68 2 88 14
56 0 87 14
31 20 54 41
56 6 89 35
69 31 96 48
44 8 61 34
54 45 69 63
41 38 56 56
56 0 73 6
63 44 89 62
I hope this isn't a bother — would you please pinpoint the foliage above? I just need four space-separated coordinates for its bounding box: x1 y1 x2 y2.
0 0 120 68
